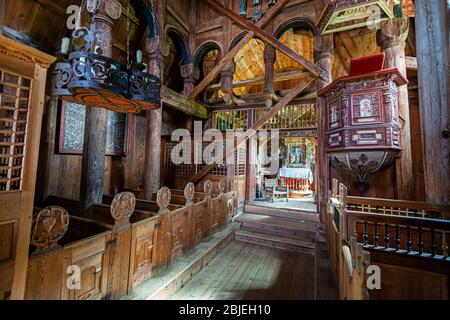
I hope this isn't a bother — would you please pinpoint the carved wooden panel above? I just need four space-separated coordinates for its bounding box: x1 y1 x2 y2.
171 210 184 262
129 218 157 289
59 101 129 156
193 202 206 245
322 71 405 152
25 250 64 300
62 235 109 300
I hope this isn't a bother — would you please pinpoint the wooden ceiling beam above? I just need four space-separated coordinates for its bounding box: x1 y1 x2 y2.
188 0 290 99
190 75 315 184
203 0 327 81
206 69 310 91
162 86 209 119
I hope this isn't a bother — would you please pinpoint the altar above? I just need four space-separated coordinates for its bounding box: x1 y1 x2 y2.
278 167 314 192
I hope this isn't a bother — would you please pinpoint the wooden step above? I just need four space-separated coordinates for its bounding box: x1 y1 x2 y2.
235 228 315 256
244 204 319 223
235 213 317 241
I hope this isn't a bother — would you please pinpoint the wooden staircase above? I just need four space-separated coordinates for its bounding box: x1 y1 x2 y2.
234 204 320 256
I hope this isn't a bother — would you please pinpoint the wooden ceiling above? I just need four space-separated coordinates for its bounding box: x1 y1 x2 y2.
232 28 314 96
2 0 147 65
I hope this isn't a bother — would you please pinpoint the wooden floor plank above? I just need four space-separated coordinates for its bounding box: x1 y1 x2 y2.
171 241 317 300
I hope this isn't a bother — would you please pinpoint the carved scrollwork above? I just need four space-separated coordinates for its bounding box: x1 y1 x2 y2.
31 206 70 255
184 182 195 205
157 187 172 213
110 192 136 230
204 180 212 199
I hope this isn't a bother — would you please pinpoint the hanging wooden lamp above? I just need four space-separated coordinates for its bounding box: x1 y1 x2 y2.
317 0 394 35
51 3 161 114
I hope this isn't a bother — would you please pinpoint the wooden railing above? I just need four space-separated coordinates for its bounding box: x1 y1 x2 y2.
24 180 237 300
327 182 450 300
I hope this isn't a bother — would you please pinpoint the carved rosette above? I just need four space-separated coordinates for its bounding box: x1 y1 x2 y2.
184 182 195 206
110 192 136 231
31 206 70 255
157 186 172 213
204 180 212 199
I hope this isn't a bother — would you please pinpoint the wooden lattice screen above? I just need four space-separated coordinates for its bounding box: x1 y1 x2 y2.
0 68 32 192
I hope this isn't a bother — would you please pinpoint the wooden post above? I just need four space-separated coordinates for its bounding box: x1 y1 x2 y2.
144 37 169 200
246 110 257 201
378 17 414 200
264 44 276 93
314 34 333 225
80 0 121 212
415 1 450 205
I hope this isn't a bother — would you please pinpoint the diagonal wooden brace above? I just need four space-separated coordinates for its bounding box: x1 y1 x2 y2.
188 0 290 99
203 0 328 81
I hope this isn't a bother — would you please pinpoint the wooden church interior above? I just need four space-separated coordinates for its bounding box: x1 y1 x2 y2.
0 0 449 300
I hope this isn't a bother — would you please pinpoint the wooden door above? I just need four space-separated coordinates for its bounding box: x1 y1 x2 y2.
0 35 55 299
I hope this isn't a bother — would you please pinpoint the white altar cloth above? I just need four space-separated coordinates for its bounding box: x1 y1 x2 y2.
278 167 313 182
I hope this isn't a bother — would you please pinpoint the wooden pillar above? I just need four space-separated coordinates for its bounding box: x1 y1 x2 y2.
415 1 450 205
246 110 257 201
144 37 169 199
264 44 276 93
80 0 120 211
221 60 236 102
181 63 199 96
378 17 414 200
314 34 333 224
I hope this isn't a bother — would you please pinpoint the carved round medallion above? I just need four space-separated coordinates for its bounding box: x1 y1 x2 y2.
31 206 70 252
219 179 226 194
157 187 171 211
184 182 195 202
110 192 136 221
203 180 212 196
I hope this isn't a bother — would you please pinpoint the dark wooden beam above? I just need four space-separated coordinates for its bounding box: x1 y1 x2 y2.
191 75 315 184
162 86 208 118
188 0 290 99
203 0 327 80
405 56 417 70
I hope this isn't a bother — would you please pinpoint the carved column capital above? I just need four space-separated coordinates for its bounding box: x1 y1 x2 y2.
146 37 169 80
181 63 200 96
314 34 334 62
377 17 409 49
221 60 236 94
146 37 170 59
221 60 236 77
263 44 276 64
87 0 122 23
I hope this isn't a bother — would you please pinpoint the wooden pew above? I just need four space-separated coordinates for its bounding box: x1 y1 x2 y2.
36 193 148 299
25 206 114 300
328 183 450 300
25 179 237 300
